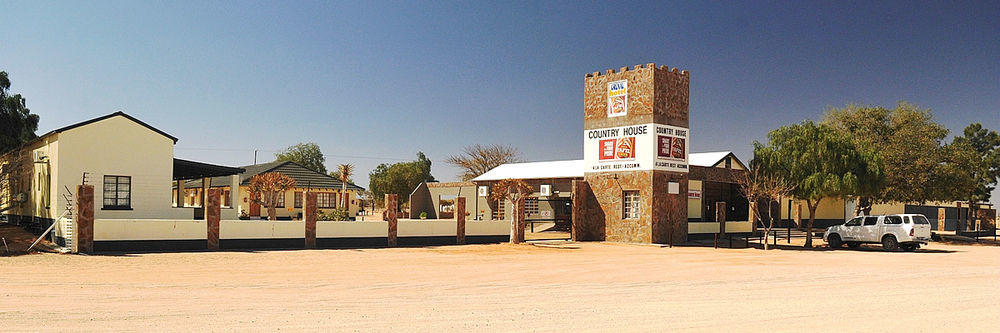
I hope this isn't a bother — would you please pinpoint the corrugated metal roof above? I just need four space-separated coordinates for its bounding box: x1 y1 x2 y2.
472 160 584 181
470 152 741 181
688 151 732 167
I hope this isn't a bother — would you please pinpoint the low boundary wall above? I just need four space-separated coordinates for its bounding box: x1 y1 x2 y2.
92 219 509 252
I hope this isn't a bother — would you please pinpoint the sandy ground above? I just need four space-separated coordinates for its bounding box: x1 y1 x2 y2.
2 241 999 332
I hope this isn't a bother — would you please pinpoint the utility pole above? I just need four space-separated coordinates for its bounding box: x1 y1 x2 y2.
253 149 258 165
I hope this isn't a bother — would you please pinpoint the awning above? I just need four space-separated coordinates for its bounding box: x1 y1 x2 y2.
173 158 245 180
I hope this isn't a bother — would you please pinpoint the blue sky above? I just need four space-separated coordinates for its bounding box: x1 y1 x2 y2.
3 1 998 205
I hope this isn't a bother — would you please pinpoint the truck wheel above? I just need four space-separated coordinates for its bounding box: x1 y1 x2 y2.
882 235 899 251
847 242 861 248
901 244 918 252
827 234 842 248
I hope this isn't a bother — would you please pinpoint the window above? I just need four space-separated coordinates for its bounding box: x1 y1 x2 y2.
102 175 131 209
525 198 539 215
492 200 505 220
845 217 862 226
274 191 285 208
885 216 903 225
317 192 336 208
223 189 231 207
294 192 303 208
912 215 931 225
863 216 878 226
623 190 640 219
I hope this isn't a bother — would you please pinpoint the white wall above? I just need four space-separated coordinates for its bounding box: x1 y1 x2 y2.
94 219 207 241
57 115 189 220
317 221 387 238
220 220 304 239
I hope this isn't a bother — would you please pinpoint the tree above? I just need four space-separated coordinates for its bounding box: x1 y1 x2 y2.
0 71 39 155
336 163 355 209
446 144 522 181
274 143 326 174
823 102 950 213
368 152 435 209
490 178 532 244
950 123 1000 231
736 165 795 250
246 172 296 221
754 121 883 247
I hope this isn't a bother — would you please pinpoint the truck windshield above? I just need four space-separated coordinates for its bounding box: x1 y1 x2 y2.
912 216 931 225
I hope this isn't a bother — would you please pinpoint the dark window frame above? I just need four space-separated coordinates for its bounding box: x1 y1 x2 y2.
102 175 132 210
317 192 337 209
294 191 303 208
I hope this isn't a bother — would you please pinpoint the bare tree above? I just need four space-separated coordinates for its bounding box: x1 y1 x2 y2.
247 172 296 221
447 144 522 181
489 178 532 244
736 166 794 250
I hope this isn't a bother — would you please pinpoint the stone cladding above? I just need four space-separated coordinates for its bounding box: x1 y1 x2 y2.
580 63 690 243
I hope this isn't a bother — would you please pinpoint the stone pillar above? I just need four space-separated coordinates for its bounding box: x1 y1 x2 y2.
511 197 526 244
207 188 221 250
456 197 466 245
74 184 94 254
175 179 184 207
716 201 727 238
305 192 317 248
937 207 946 231
386 194 397 247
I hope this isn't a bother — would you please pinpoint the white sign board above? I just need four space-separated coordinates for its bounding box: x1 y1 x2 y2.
607 80 628 117
584 123 689 173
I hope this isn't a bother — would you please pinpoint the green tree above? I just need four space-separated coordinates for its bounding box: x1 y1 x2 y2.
274 142 326 174
950 123 1000 231
1 71 40 154
368 152 435 209
823 102 950 213
753 121 884 247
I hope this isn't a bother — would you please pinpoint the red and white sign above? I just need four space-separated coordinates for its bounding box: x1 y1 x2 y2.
584 123 689 173
688 189 702 199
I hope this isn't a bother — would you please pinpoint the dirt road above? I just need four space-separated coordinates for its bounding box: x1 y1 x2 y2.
2 242 998 331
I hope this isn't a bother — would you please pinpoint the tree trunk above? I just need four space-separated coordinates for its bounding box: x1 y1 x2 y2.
268 206 277 221
805 199 819 248
855 196 873 216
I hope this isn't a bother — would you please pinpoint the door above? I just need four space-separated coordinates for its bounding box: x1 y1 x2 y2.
249 193 261 217
841 217 863 241
859 216 881 242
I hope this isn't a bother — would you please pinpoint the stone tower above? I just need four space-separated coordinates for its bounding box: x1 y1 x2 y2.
575 63 690 243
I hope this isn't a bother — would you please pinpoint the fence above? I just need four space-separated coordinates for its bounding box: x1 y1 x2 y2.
71 187 508 253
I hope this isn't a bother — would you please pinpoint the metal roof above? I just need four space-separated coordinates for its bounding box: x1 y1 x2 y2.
470 152 743 181
183 160 365 191
173 158 245 180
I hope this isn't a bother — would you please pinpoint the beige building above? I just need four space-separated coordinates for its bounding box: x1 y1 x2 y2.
0 112 244 244
179 160 365 220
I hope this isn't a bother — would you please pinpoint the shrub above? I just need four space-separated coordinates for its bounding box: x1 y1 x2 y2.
318 208 350 221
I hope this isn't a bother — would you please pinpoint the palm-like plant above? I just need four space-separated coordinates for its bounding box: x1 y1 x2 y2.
337 163 355 209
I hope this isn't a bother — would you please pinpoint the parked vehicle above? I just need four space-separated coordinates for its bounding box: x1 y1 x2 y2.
824 214 932 251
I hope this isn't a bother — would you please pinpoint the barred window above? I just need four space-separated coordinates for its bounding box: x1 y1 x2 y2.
103 175 131 209
492 199 505 220
317 192 337 208
294 192 303 208
623 190 640 219
525 198 539 215
274 191 285 208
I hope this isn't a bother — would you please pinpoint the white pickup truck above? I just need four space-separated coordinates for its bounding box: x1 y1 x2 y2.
824 214 932 251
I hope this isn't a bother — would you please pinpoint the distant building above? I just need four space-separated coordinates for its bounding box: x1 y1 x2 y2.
179 160 365 219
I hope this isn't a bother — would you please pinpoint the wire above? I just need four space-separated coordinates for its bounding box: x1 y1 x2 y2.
174 147 418 162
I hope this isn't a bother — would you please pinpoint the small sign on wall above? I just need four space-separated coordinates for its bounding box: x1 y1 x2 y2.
607 80 628 117
478 186 489 197
540 210 552 218
688 189 701 199
668 182 680 194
